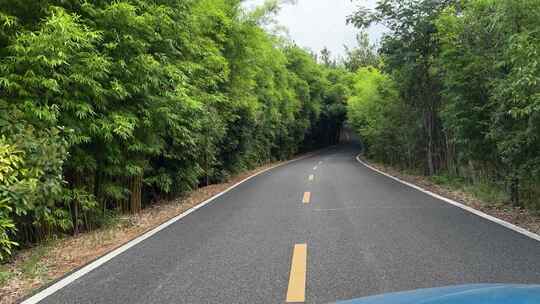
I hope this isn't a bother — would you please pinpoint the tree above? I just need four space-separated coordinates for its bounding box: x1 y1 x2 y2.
347 0 540 210
343 31 379 71
437 0 540 206
0 0 348 259
348 0 451 175
319 47 334 67
347 67 415 166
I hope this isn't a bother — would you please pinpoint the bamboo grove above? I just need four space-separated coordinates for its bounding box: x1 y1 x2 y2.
347 1 540 212
0 0 349 259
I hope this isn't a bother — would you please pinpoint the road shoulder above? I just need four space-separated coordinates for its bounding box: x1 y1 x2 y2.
1 153 315 304
356 155 540 242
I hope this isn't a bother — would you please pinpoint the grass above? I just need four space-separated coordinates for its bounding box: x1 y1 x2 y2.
429 174 466 189
20 245 49 280
0 265 13 285
0 243 51 291
0 244 49 298
464 182 508 206
429 173 508 206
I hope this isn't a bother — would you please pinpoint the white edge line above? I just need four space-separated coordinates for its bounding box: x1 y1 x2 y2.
355 154 540 243
22 154 314 304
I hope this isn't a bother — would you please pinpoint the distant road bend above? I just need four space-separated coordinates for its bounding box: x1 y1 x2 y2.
26 137 540 304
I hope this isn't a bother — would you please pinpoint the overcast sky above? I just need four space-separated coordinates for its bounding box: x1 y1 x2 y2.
244 0 384 58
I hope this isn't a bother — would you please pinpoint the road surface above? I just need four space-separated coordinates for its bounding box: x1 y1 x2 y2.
34 142 540 303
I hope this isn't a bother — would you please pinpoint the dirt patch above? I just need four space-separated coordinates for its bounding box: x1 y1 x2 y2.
361 158 540 236
0 157 299 304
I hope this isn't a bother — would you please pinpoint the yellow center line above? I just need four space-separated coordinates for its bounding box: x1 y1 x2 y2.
308 174 314 181
286 243 307 303
302 192 311 204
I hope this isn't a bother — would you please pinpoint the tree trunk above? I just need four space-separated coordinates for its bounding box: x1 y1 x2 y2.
129 175 143 213
72 200 79 235
425 109 435 176
69 170 81 235
510 177 520 207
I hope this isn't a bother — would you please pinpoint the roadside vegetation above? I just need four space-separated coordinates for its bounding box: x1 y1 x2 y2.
0 162 288 303
0 0 352 262
347 0 540 215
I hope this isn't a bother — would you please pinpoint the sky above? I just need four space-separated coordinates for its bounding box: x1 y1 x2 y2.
244 0 385 59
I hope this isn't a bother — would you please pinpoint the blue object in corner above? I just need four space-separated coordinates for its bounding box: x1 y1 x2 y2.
336 284 540 304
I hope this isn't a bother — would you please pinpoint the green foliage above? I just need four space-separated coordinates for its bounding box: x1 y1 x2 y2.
0 137 21 259
343 32 379 72
436 0 540 206
347 67 416 166
0 265 11 285
348 0 540 210
349 0 451 175
0 0 346 260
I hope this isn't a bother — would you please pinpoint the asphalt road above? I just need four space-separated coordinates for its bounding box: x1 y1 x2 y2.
36 140 540 303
